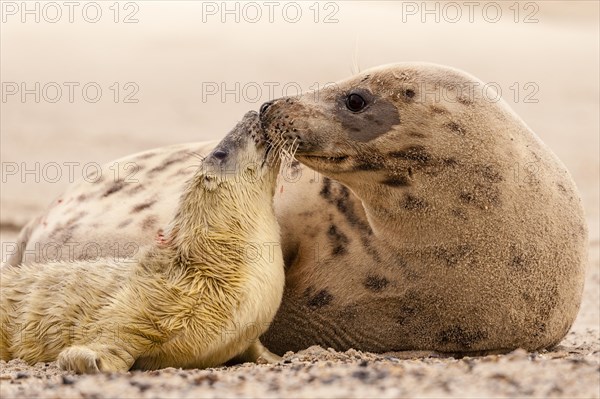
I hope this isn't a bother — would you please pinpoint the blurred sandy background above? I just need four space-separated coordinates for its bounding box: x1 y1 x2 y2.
1 1 598 397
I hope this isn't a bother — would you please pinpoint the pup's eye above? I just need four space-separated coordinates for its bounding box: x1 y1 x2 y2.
346 93 366 112
213 150 228 160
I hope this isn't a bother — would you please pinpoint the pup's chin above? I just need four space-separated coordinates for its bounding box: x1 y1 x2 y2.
202 175 222 191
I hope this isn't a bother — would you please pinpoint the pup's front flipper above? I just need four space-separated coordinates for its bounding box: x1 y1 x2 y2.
237 341 282 364
57 344 134 374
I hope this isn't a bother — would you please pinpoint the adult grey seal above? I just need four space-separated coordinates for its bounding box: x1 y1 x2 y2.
258 62 587 354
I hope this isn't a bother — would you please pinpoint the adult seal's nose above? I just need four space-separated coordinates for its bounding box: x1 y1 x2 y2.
260 101 274 115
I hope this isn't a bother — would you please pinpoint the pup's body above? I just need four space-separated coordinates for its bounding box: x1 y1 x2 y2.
1 112 284 372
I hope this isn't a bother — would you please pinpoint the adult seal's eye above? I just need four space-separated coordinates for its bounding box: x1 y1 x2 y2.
346 93 366 112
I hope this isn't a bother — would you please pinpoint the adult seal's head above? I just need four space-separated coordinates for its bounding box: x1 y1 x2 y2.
260 63 587 353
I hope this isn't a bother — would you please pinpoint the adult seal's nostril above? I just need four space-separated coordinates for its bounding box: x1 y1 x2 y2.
260 101 274 115
213 150 228 160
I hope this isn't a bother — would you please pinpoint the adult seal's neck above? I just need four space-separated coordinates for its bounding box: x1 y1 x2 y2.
357 182 466 249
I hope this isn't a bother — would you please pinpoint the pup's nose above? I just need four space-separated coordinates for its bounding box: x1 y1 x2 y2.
213 150 228 160
260 101 274 115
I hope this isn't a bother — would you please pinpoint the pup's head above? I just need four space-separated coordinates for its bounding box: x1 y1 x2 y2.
201 111 280 192
166 111 282 251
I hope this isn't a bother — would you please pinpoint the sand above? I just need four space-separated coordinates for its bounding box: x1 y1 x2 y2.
1 1 599 398
0 340 598 399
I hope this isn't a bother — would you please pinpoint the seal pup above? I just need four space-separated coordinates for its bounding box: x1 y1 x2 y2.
1 111 285 372
4 63 588 355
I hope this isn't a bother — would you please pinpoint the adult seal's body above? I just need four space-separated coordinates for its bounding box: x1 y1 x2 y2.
259 62 587 353
5 63 587 355
1 112 284 372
